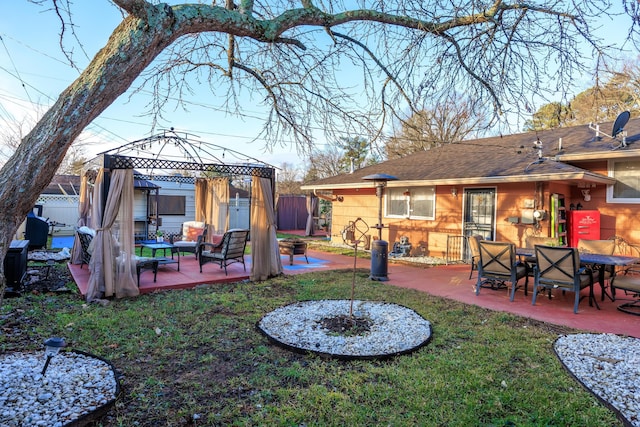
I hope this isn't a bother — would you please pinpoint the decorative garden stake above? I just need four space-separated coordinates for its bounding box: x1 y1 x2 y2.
41 337 66 376
258 215 432 359
341 218 369 317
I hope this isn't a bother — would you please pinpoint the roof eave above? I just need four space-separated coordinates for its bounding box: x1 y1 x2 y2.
556 148 640 162
301 172 615 191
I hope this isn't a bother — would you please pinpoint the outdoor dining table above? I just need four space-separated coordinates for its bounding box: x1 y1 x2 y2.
516 247 640 301
517 248 640 266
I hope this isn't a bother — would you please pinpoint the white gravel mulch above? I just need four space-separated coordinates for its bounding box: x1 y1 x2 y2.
257 299 433 359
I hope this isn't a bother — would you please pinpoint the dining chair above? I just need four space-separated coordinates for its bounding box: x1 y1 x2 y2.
577 238 616 301
577 239 615 255
475 240 528 301
523 236 558 276
532 245 598 314
467 235 483 279
610 235 640 276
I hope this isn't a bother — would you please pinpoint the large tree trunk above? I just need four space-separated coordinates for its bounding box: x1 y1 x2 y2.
0 8 177 304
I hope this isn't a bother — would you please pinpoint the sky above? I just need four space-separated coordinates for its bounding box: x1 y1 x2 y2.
0 1 635 173
0 1 308 170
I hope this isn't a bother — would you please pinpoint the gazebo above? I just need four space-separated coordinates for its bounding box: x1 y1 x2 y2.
71 130 283 301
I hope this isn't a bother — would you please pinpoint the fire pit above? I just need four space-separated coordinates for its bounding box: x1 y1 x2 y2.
278 238 308 265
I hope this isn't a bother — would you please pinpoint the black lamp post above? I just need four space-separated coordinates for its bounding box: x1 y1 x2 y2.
362 174 398 240
363 173 398 281
41 337 66 376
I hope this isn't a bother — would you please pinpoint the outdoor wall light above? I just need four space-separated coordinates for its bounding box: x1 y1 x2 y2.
451 187 458 197
582 189 591 202
41 337 66 376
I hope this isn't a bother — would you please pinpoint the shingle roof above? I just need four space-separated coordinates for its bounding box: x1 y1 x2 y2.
303 117 640 189
43 174 81 195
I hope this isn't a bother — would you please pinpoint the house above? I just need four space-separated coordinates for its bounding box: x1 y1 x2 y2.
301 116 640 260
20 174 84 237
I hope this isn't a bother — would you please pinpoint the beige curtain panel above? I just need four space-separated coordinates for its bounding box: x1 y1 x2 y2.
305 195 317 237
194 178 208 239
195 177 229 241
250 176 282 281
213 177 229 233
86 169 139 301
85 169 105 301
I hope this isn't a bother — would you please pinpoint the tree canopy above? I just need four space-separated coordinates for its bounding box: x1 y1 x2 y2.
0 0 639 301
524 60 640 131
385 97 488 159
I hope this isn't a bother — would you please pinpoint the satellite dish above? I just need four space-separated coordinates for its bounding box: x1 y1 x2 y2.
612 111 631 138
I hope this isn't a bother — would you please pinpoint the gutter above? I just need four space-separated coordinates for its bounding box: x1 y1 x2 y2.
313 189 344 202
301 172 615 192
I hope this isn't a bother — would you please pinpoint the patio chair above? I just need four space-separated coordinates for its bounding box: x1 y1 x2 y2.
198 229 249 275
75 226 95 269
610 272 640 315
577 238 615 255
475 241 528 301
467 235 483 279
170 221 208 258
577 238 616 301
609 235 640 276
532 245 598 314
523 236 559 266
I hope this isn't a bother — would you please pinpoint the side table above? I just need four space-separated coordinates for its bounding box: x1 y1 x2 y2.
136 257 159 287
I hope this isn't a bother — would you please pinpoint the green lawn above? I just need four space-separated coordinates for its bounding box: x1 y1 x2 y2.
0 267 621 426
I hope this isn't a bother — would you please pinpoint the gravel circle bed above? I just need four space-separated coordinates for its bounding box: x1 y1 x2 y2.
0 350 119 427
554 333 640 427
257 299 433 359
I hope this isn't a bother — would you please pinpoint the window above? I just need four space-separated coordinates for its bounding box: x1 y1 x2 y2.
608 160 640 203
386 187 435 219
157 195 186 215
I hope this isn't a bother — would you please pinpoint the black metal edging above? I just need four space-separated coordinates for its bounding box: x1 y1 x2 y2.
62 349 122 427
552 335 633 427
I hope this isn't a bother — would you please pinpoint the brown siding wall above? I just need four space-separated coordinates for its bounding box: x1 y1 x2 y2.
331 186 463 257
331 188 379 244
330 176 640 259
565 160 640 242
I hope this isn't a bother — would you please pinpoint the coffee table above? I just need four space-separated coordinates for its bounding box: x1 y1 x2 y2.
139 242 180 272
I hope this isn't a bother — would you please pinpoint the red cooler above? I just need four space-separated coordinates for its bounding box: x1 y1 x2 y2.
566 210 600 247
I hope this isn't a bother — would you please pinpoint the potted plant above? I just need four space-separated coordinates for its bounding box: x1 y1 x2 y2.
156 230 165 242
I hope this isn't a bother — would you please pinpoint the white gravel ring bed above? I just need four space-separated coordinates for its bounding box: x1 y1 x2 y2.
257 299 433 359
0 350 119 427
554 333 640 427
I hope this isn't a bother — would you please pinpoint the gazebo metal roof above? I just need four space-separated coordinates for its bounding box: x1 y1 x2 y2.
90 129 276 179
